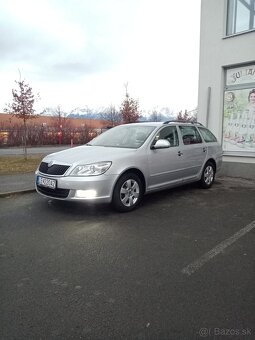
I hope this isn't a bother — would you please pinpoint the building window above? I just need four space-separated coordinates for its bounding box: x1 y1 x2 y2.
227 0 255 35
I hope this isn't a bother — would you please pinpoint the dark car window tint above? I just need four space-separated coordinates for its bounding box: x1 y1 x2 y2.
153 126 179 147
198 127 217 143
179 126 202 145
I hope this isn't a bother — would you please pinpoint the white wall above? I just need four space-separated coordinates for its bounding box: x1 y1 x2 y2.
198 0 255 142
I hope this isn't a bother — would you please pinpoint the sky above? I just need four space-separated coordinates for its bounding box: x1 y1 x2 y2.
0 0 201 115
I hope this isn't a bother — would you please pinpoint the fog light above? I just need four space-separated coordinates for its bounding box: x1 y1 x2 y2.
75 190 97 199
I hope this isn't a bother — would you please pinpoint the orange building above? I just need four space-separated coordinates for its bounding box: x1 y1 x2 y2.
0 113 110 146
0 113 108 129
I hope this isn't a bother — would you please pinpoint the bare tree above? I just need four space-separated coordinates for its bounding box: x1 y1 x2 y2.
54 105 68 132
160 107 175 121
176 109 197 122
149 109 163 122
4 78 39 159
41 105 69 144
100 105 122 126
41 105 67 123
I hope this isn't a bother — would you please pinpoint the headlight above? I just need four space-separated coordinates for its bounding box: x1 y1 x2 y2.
70 162 112 176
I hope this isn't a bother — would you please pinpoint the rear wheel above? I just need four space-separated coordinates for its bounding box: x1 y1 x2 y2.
112 173 143 212
200 161 215 188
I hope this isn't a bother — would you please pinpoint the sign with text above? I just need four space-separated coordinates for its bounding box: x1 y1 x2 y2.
226 65 255 86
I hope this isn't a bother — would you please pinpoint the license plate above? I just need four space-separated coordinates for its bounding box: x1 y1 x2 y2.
37 176 56 189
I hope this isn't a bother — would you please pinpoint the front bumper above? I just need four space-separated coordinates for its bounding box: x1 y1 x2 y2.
35 171 118 203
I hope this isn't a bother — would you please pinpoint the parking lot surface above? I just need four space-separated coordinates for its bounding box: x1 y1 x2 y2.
0 177 254 339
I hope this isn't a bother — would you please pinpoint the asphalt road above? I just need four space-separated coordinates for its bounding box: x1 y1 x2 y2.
0 178 255 340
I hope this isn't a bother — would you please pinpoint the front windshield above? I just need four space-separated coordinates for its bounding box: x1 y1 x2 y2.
89 125 156 148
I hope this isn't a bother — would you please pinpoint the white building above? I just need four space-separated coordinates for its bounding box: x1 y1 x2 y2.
198 0 255 179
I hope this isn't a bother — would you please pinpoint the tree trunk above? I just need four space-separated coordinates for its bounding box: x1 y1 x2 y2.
24 119 27 160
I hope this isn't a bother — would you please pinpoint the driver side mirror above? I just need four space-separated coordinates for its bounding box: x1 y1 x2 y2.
151 139 170 149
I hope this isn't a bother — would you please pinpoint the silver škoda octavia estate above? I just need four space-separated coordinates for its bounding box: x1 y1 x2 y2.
35 121 223 212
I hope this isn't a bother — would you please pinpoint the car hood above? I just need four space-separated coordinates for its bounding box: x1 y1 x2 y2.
43 145 137 165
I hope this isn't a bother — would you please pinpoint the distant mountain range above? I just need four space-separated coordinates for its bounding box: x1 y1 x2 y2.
40 107 104 119
39 106 176 122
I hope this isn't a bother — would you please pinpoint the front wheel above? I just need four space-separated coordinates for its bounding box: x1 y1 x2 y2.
112 173 143 212
200 161 215 188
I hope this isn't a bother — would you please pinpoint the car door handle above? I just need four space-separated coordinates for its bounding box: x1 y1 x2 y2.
178 151 183 156
203 147 207 152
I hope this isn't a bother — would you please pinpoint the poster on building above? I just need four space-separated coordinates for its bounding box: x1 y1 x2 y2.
223 88 255 153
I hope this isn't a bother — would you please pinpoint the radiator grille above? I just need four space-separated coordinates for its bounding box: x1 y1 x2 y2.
39 162 70 175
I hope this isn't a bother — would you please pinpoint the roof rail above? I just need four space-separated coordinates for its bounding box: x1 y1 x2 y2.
163 120 204 126
163 120 185 124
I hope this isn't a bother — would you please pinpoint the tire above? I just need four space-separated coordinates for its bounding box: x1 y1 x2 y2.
200 161 215 189
112 173 143 212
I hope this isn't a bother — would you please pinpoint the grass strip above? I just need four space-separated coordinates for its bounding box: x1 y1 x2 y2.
0 155 43 175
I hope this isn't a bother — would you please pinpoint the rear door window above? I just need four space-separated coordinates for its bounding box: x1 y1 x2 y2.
179 126 202 145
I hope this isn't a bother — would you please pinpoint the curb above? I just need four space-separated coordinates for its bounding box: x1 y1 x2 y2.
0 189 36 198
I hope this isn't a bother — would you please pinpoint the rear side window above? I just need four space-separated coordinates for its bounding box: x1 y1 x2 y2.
198 127 217 143
179 126 202 145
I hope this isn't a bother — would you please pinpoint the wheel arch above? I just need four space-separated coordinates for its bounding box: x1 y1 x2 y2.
206 158 217 172
111 168 146 212
113 168 146 195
